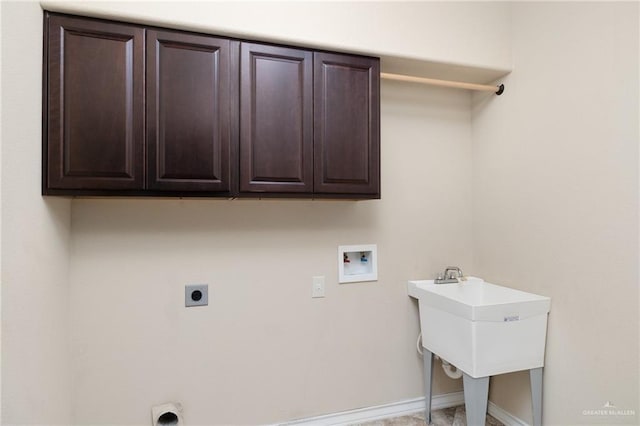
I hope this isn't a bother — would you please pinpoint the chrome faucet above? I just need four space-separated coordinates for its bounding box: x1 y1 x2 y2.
435 266 464 284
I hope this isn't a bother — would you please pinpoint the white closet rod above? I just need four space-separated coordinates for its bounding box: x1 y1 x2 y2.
380 72 504 95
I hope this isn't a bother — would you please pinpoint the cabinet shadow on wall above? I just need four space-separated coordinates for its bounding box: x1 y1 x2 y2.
70 198 382 237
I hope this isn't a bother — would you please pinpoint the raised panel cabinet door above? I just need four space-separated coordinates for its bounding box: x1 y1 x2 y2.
45 14 144 191
147 30 237 193
314 52 380 197
240 43 313 193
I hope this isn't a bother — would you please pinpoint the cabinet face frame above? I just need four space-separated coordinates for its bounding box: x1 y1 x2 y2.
239 42 314 194
313 52 380 197
44 13 144 192
146 30 237 193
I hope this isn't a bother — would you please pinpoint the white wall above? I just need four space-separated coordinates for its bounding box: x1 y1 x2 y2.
69 81 473 425
40 0 512 83
471 2 639 425
0 1 4 416
1 1 72 425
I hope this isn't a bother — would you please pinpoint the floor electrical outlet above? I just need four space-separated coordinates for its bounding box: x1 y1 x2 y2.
312 276 325 298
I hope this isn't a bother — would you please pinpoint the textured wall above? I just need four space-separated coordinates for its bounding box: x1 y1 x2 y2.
69 81 474 425
40 0 512 74
472 2 639 424
1 2 72 424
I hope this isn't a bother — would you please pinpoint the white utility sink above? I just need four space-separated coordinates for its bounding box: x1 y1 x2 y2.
408 278 551 378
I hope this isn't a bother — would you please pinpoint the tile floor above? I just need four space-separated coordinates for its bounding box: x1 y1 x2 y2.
353 405 504 426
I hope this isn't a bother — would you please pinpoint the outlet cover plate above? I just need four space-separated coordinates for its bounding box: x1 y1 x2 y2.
185 284 208 307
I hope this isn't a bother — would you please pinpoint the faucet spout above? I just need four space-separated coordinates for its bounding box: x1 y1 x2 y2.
444 266 463 279
435 266 464 284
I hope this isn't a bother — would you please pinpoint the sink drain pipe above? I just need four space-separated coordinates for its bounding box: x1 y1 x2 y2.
416 332 463 380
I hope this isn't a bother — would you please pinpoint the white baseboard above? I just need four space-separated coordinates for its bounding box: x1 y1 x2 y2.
487 401 529 426
279 392 464 426
277 393 529 426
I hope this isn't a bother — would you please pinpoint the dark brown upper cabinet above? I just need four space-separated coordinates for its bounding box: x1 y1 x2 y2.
240 43 313 194
314 52 380 197
45 14 144 191
147 30 237 193
43 13 380 199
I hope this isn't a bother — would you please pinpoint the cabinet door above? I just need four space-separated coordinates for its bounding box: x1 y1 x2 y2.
240 43 313 193
45 14 144 191
314 53 380 197
147 30 236 193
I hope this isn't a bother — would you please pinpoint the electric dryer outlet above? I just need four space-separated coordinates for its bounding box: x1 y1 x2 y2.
185 284 208 307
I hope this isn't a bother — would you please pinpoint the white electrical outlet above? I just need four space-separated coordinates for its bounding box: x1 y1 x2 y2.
312 276 325 298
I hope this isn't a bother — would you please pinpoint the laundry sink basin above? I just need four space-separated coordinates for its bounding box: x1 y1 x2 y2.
408 278 550 378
